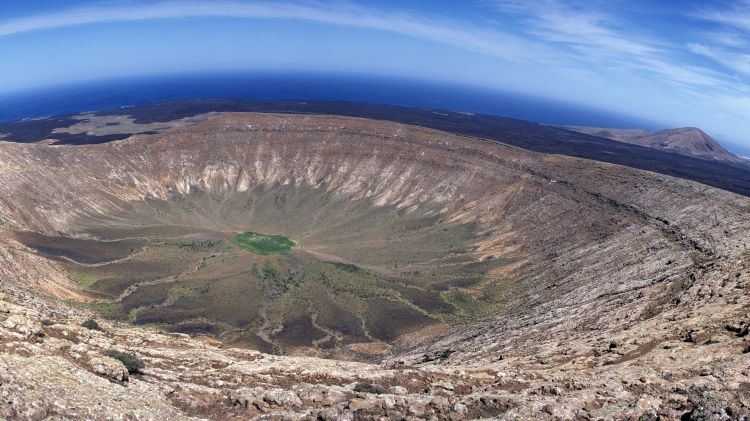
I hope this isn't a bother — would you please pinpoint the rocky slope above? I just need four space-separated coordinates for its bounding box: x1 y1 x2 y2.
0 112 748 419
566 126 743 163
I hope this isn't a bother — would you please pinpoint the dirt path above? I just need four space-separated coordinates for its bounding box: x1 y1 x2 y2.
255 302 276 349
58 246 148 267
310 311 339 348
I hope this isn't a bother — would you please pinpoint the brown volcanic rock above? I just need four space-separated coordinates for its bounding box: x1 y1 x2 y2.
0 113 748 419
628 127 741 162
567 125 743 162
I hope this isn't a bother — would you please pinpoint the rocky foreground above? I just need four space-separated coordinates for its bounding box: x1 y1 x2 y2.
1 252 749 420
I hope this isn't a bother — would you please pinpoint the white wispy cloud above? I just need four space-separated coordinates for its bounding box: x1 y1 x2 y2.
0 0 735 91
689 2 750 82
703 31 747 48
0 0 548 62
688 43 750 77
696 0 750 32
486 0 731 89
479 0 750 139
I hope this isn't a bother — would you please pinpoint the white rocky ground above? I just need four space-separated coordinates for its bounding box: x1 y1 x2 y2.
1 254 748 420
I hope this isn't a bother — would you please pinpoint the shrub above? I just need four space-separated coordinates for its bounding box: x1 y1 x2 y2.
440 349 454 360
41 319 55 326
421 354 435 363
81 319 102 331
104 350 145 374
353 383 387 394
332 262 361 273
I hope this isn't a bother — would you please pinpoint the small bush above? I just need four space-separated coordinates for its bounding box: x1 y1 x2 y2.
332 262 361 273
41 319 55 326
104 350 145 374
440 349 454 360
353 383 387 394
81 319 102 331
420 349 453 363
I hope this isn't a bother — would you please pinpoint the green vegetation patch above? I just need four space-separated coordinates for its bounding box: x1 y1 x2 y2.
234 231 296 255
81 319 102 331
104 350 145 374
167 286 198 301
66 300 126 321
67 270 99 288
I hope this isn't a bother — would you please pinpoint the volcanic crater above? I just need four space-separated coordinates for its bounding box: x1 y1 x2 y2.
1 113 743 349
1 110 749 418
3 113 541 357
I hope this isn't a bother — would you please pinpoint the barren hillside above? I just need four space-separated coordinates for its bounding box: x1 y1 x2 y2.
566 125 743 163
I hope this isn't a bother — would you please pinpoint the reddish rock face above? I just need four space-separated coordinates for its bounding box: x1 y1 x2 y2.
566 125 744 162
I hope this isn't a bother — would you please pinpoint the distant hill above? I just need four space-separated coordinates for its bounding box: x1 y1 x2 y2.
565 126 744 163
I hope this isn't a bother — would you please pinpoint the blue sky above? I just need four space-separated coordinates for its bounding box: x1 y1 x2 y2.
1 0 749 147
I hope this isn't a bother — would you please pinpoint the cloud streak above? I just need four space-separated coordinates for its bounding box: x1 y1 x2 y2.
487 0 734 89
0 0 547 62
0 0 736 91
688 43 750 77
696 0 750 32
689 2 750 81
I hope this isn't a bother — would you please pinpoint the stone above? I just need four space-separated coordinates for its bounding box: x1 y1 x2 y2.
389 385 408 395
431 380 454 392
205 338 223 348
89 356 128 382
230 388 262 410
407 400 430 417
263 390 302 408
316 408 339 420
453 402 468 416
348 397 380 412
320 390 347 407
3 315 42 339
429 395 450 411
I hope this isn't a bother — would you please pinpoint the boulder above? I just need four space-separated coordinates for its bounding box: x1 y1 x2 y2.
2 315 43 339
263 389 302 407
89 356 128 382
431 380 455 392
389 385 408 395
348 397 381 412
230 388 262 410
453 402 468 416
316 408 340 420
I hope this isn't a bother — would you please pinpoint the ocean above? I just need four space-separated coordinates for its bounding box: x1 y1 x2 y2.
0 72 658 130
